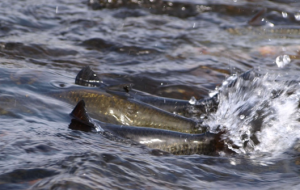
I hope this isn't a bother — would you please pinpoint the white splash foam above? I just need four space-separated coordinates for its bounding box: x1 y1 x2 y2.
204 72 300 158
276 55 291 68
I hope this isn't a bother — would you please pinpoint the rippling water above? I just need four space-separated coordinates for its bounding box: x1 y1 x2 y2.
1 0 300 189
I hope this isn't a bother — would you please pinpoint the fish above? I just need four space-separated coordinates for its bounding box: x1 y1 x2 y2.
50 85 205 133
226 8 300 39
226 26 300 38
57 66 219 133
69 100 226 155
1 67 208 133
75 66 219 117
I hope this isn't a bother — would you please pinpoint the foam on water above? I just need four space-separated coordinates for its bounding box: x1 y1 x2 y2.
204 71 300 158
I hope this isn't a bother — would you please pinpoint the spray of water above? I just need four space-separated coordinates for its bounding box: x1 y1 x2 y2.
204 71 300 158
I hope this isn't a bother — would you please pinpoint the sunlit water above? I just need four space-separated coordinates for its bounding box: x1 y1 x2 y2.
1 0 300 189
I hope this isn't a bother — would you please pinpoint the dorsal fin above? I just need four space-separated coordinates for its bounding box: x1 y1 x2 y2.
70 100 91 122
75 66 101 87
69 100 95 132
248 8 267 26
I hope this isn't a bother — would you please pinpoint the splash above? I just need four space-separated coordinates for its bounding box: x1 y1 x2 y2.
204 71 300 158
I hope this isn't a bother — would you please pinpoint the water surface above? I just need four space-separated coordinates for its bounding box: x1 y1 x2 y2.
1 0 300 189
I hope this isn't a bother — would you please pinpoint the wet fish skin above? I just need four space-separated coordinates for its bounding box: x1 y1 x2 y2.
227 27 300 38
70 100 223 155
107 86 219 117
0 67 205 134
76 66 219 117
52 87 206 134
102 124 221 155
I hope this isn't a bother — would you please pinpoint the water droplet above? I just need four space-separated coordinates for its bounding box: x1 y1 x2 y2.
230 159 236 165
93 122 104 132
240 115 245 120
276 55 291 68
189 96 196 105
295 13 300 21
282 12 288 18
266 21 274 27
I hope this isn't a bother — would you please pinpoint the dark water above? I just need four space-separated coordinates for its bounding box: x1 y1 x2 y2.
1 0 300 189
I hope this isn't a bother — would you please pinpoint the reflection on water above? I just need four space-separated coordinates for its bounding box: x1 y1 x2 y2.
1 0 300 189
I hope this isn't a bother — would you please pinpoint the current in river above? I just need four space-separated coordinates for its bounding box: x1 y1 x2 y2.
1 0 300 189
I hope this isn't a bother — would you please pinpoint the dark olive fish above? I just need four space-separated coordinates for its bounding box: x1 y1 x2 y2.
227 26 300 37
106 84 218 117
51 86 205 133
75 66 219 117
226 10 300 38
70 100 225 155
1 68 206 133
226 7 300 38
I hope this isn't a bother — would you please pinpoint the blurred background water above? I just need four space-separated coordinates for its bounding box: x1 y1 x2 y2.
1 0 300 189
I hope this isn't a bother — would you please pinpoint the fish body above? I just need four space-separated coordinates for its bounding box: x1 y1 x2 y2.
0 68 206 133
0 68 224 155
107 86 218 117
70 100 223 155
51 87 205 133
227 26 300 39
76 66 218 115
102 124 220 155
75 66 218 118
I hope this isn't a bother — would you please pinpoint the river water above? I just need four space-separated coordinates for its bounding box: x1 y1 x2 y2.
1 0 300 189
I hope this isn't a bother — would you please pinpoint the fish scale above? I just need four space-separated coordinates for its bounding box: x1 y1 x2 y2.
51 88 205 134
70 100 222 155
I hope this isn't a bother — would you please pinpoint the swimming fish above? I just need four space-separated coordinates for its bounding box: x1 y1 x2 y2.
75 66 219 117
2 67 208 134
50 85 205 133
49 66 210 134
70 100 225 155
226 8 300 39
